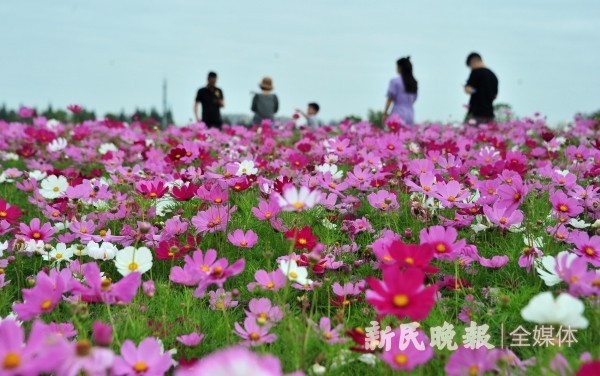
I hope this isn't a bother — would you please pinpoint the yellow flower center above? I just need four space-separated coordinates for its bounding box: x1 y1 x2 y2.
586 247 595 256
0 211 6 217
55 253 63 259
289 271 298 278
133 362 148 372
3 352 20 369
298 238 307 245
469 365 479 376
499 217 507 224
448 196 456 202
149 192 157 198
215 198 222 203
324 332 332 339
128 262 139 271
266 282 275 289
32 232 41 239
395 354 408 365
558 204 568 212
293 202 304 209
405 257 414 264
393 294 409 307
265 212 272 218
435 243 446 253
249 332 260 341
241 241 247 246
53 187 60 192
41 299 52 310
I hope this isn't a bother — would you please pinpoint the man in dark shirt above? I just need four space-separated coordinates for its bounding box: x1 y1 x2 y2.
194 71 225 128
464 52 498 124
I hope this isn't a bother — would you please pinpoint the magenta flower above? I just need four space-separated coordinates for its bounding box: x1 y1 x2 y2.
14 270 66 321
19 218 56 242
245 298 283 326
92 321 113 346
176 332 205 347
0 319 66 375
405 172 438 195
69 219 96 238
175 346 297 376
549 190 584 218
445 347 499 376
191 205 236 234
234 317 277 346
570 231 600 267
252 199 281 221
433 180 470 208
380 328 434 371
518 247 543 272
310 317 345 344
228 229 258 248
419 225 467 261
113 338 173 375
483 202 523 229
76 262 141 304
247 269 287 292
135 179 169 199
209 288 238 310
478 255 509 268
367 190 399 211
57 340 115 376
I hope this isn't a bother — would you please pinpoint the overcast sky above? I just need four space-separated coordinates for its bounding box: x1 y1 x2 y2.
1 0 599 124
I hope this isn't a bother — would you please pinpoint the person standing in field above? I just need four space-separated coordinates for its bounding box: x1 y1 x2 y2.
464 52 498 124
295 102 323 128
194 71 224 129
251 76 279 125
383 57 418 126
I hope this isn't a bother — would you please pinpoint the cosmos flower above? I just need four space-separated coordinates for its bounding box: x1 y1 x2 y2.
521 291 588 329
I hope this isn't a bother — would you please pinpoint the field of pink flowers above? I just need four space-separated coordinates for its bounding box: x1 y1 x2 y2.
0 110 598 375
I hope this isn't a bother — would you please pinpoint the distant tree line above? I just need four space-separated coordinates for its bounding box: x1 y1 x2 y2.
0 104 173 125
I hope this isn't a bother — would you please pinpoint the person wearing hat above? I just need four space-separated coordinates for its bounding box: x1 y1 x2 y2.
251 76 279 125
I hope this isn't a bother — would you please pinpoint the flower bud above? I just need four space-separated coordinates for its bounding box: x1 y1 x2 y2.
142 280 156 297
92 321 113 346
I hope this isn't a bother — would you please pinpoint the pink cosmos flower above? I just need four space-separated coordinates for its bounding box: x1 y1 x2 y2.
228 229 258 248
76 262 141 304
58 340 115 376
445 347 499 376
245 298 283 326
549 190 584 218
310 317 345 344
14 269 66 321
419 225 467 261
209 288 238 310
247 269 287 292
405 172 437 195
19 218 56 242
483 202 524 229
196 182 229 205
191 205 236 234
234 317 277 346
252 199 281 220
433 180 470 208
69 219 97 239
113 338 173 376
570 231 600 267
518 246 543 272
365 267 437 321
174 346 299 376
367 190 400 211
176 332 205 347
380 328 434 371
135 179 169 199
0 319 66 375
276 185 321 212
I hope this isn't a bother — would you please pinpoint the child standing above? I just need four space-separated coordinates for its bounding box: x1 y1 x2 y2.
295 102 323 128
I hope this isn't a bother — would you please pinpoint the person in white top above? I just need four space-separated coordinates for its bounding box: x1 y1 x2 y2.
295 102 323 127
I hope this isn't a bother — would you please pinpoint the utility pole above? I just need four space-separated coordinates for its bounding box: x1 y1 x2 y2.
161 78 168 130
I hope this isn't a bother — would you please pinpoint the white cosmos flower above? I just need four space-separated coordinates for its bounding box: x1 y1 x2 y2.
0 241 8 257
277 185 321 212
0 152 19 161
86 241 118 260
569 218 590 229
47 137 68 152
236 160 258 176
46 119 60 130
155 196 176 217
470 215 490 233
278 259 309 285
39 175 68 199
42 243 74 263
98 143 118 155
115 246 153 276
28 170 47 181
315 164 343 180
324 154 339 164
535 251 577 286
521 292 588 329
25 239 45 255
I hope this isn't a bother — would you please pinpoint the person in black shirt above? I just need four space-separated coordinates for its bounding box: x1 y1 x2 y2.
464 52 498 125
194 71 225 128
